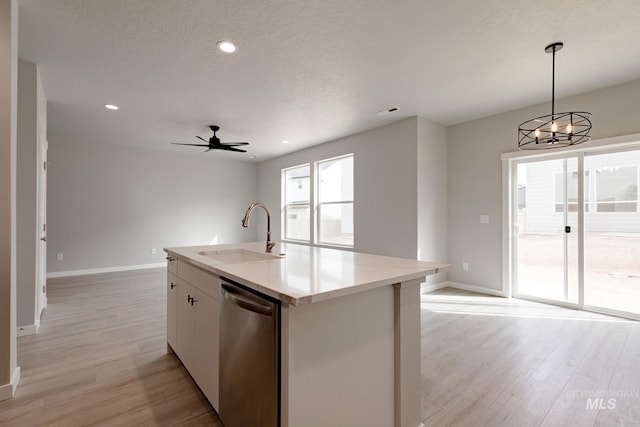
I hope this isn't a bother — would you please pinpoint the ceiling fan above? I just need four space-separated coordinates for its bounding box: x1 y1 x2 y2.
172 125 249 153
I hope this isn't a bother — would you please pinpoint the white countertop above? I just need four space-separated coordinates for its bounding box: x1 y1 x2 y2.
165 242 448 306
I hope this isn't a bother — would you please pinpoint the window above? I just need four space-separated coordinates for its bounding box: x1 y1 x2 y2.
281 153 354 248
595 166 638 212
283 164 310 241
316 154 353 247
554 170 589 213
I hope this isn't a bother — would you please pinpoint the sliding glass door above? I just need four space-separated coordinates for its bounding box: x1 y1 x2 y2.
511 147 640 318
584 150 640 316
514 157 580 305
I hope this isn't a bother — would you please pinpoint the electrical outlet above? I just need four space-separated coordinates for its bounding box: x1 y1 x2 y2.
151 248 157 255
462 262 469 271
56 253 63 261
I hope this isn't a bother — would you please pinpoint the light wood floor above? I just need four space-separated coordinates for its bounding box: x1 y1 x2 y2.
0 269 221 426
1 271 638 426
421 288 640 427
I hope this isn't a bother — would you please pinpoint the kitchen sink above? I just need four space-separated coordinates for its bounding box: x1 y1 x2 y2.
197 249 282 264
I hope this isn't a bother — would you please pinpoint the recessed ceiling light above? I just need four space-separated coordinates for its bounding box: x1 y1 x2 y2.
281 140 290 144
217 41 236 53
105 104 119 110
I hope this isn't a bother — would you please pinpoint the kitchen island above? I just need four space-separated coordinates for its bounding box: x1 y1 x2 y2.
165 242 448 427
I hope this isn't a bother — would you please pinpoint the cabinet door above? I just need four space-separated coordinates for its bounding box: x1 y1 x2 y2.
167 255 177 275
176 280 196 372
167 273 178 351
192 288 220 409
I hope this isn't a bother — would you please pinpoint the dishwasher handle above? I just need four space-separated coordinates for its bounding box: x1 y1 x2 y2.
221 284 274 316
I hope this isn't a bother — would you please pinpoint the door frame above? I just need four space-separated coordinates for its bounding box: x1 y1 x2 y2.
36 131 47 318
501 132 640 319
509 154 584 309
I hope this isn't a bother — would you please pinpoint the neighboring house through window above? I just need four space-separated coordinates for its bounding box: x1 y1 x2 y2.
283 164 310 242
554 170 590 213
595 166 639 212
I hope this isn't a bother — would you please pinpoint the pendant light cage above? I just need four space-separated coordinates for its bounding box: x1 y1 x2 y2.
518 42 592 150
518 111 592 149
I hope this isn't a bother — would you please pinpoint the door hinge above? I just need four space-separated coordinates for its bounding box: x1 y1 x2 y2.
44 223 46 232
43 285 46 293
43 161 47 170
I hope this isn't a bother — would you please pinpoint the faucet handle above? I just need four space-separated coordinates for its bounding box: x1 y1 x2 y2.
266 241 276 253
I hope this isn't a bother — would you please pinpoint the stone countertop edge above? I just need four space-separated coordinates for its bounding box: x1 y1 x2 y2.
164 242 450 306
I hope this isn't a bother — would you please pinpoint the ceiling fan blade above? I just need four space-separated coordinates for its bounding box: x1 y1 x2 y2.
174 127 248 154
222 146 247 153
172 143 210 147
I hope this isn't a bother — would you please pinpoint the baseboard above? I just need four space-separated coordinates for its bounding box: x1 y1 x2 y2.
421 281 448 293
0 367 20 401
439 281 507 297
47 262 165 279
17 321 39 337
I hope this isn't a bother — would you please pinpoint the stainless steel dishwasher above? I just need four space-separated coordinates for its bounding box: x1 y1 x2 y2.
219 277 280 427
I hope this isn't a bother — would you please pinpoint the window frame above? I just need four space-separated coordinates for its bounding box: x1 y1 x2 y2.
280 153 354 249
315 154 354 248
282 163 311 243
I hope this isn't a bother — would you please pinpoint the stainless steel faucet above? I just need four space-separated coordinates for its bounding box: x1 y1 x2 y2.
242 202 275 253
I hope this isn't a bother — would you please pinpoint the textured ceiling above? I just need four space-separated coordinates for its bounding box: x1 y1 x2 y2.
18 0 640 161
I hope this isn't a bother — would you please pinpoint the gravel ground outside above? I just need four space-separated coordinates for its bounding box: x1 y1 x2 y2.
516 233 640 315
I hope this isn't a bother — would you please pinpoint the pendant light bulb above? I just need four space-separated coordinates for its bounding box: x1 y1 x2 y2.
551 122 558 133
566 123 573 133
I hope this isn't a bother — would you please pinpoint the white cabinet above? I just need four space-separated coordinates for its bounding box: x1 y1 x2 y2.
190 285 219 407
175 280 196 371
168 259 220 410
167 273 178 350
167 254 177 275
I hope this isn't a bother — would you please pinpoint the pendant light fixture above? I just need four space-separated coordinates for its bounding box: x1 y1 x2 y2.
518 42 592 150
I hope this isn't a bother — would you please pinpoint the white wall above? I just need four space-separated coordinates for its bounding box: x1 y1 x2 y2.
417 117 448 284
16 60 46 329
257 117 419 259
46 137 259 274
0 0 19 400
448 79 640 292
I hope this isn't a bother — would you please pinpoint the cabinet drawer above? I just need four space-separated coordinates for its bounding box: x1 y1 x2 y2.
178 260 220 301
166 253 178 275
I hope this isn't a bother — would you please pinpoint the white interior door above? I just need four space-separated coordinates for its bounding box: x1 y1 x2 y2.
37 133 48 316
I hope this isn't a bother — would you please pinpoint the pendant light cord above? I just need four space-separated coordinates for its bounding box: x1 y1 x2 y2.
551 45 556 119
